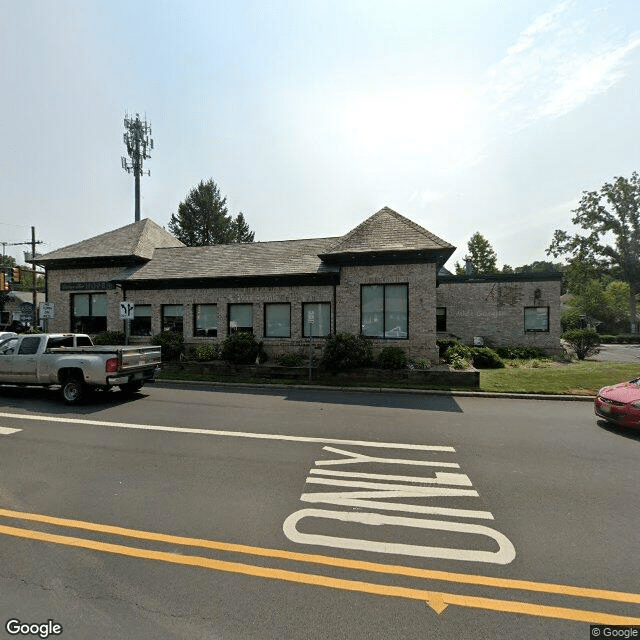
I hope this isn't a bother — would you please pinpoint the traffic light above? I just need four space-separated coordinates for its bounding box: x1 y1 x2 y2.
11 267 20 284
0 273 8 292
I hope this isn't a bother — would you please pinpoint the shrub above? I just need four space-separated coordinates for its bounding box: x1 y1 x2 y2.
494 345 546 360
561 328 600 360
93 331 126 345
377 346 408 370
449 355 472 370
470 347 505 369
220 331 266 364
278 352 304 367
409 357 431 370
443 342 474 363
436 339 460 357
189 343 220 362
151 331 184 361
320 333 374 371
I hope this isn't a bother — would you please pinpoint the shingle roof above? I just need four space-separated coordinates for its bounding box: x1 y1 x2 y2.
320 207 455 257
124 237 340 281
35 219 184 264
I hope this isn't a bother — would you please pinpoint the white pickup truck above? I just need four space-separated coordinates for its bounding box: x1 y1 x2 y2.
0 333 161 404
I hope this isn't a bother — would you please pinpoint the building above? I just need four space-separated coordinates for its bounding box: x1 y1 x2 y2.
34 207 562 360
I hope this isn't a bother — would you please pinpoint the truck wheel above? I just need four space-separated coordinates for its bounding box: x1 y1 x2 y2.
119 382 143 394
61 377 85 405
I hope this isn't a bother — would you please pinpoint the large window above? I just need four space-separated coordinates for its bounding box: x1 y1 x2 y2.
131 304 152 337
194 304 218 337
436 307 447 332
303 302 331 337
524 307 549 332
361 284 408 339
162 305 184 333
229 304 253 333
265 303 290 338
72 293 107 334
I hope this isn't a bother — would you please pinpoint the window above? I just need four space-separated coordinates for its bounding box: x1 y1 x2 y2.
194 304 218 337
265 303 290 338
524 306 549 332
18 336 42 354
361 284 408 339
131 305 152 337
303 303 331 337
229 304 253 333
436 307 447 332
162 305 184 333
72 293 107 333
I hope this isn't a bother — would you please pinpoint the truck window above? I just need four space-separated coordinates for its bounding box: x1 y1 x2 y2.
18 336 42 355
0 337 19 355
76 336 93 346
47 336 75 349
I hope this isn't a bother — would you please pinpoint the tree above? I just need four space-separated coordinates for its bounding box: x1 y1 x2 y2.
547 172 640 332
168 179 255 246
465 232 498 275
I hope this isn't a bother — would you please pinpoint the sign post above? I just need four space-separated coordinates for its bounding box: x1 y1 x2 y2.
39 302 54 333
307 310 315 383
119 301 135 345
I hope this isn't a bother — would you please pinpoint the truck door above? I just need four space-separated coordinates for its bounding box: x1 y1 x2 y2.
11 336 43 382
0 337 20 382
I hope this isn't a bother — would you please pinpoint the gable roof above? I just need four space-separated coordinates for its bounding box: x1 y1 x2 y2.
319 207 455 265
35 219 184 266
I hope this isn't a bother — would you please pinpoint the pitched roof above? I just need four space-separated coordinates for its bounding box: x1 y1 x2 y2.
320 207 455 259
35 219 184 264
123 237 340 282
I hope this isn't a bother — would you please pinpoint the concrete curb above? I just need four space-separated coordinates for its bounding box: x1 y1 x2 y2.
154 379 596 402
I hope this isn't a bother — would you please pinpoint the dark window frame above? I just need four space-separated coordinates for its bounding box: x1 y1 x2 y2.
524 306 550 332
193 303 218 338
130 304 152 337
264 302 292 338
302 302 332 338
70 292 108 334
228 303 253 334
161 304 184 334
360 283 409 340
436 307 447 332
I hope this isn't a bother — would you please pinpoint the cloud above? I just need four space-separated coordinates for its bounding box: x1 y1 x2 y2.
487 1 640 126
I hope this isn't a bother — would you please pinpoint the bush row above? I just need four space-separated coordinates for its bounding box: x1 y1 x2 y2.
598 334 640 344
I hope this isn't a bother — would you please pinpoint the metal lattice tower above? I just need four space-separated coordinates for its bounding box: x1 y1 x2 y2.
121 113 153 222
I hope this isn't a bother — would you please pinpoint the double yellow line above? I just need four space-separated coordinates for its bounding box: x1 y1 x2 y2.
0 507 638 625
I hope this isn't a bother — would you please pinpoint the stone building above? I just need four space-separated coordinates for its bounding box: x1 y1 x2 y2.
34 207 562 360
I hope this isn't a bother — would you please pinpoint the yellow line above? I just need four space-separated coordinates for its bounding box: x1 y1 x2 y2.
0 507 637 606
1 523 639 626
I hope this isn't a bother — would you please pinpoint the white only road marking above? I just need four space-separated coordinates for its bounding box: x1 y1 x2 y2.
0 412 455 452
0 427 21 435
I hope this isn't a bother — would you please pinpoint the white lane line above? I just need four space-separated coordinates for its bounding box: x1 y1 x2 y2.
0 412 455 452
0 427 21 435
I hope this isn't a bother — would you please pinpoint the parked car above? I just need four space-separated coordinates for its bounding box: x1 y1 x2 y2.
0 331 17 342
594 378 640 428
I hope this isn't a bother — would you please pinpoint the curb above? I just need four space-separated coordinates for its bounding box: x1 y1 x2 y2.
154 379 596 402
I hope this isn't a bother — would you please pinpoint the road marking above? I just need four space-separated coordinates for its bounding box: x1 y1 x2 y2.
0 507 638 607
0 520 638 626
0 427 21 435
0 412 454 452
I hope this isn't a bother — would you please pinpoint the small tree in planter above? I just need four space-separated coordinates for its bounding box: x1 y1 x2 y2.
561 328 600 360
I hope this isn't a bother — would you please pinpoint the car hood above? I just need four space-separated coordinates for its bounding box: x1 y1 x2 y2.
599 382 640 403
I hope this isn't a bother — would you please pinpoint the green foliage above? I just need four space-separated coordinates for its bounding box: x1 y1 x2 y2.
561 306 584 332
151 331 184 361
494 345 546 359
599 334 640 344
189 343 220 362
278 352 304 367
376 346 408 370
93 331 126 345
168 178 255 246
437 339 460 357
449 355 472 370
465 232 498 275
220 331 265 364
409 357 431 370
470 347 505 369
561 328 601 360
320 333 374 371
443 342 474 363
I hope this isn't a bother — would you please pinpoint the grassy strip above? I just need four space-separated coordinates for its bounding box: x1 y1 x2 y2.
479 361 640 395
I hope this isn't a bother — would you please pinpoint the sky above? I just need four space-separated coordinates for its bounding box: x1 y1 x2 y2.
2 0 639 270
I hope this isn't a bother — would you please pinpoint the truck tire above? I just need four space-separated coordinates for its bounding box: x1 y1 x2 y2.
61 377 85 405
119 381 144 394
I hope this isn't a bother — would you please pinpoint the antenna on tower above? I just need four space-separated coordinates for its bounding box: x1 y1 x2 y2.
121 112 154 222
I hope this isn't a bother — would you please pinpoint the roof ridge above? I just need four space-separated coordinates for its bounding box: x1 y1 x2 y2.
130 218 152 256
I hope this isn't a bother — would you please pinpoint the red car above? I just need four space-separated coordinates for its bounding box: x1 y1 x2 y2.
594 378 640 428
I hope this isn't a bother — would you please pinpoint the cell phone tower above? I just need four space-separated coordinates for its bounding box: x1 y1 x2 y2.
121 112 153 222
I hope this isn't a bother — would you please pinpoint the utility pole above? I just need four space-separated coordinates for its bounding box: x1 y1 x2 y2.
121 113 153 222
9 227 44 327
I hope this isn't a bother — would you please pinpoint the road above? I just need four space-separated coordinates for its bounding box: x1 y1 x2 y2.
0 382 638 639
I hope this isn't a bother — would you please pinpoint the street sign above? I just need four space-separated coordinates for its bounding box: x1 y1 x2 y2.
40 302 54 319
307 310 315 324
19 302 33 324
119 301 135 320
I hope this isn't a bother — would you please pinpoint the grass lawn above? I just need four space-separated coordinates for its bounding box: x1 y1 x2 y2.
479 360 640 395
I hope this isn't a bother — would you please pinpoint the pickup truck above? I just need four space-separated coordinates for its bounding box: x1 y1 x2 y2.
0 333 161 404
